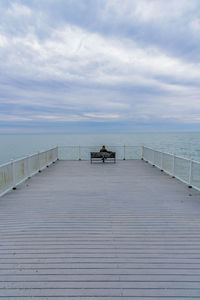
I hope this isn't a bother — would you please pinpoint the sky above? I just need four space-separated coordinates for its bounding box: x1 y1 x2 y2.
0 0 200 133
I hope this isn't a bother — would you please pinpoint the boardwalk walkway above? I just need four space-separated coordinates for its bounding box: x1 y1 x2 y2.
0 160 200 299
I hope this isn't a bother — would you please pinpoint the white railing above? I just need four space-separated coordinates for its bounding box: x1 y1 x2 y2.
143 146 200 191
1 145 200 197
58 146 142 160
0 147 58 197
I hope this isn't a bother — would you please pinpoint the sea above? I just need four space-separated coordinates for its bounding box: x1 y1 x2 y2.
0 132 200 165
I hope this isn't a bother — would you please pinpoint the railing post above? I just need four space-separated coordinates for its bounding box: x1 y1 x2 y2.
56 146 59 161
123 145 126 160
27 155 31 179
55 146 59 161
78 145 81 160
45 151 48 167
172 154 175 178
53 148 55 163
188 160 193 188
145 147 148 163
11 159 16 190
152 150 155 167
161 152 164 172
38 152 41 172
141 146 144 160
53 147 57 163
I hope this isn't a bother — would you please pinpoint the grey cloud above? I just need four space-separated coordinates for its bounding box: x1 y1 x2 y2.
0 0 200 132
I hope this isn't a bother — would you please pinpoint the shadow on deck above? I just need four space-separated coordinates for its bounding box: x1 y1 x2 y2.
0 160 200 299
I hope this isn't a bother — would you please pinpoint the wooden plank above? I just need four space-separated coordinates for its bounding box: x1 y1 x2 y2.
0 160 200 298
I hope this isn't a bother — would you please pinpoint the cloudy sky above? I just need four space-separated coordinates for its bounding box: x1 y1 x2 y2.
0 0 200 133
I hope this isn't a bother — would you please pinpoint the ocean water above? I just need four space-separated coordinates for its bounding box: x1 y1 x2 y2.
0 132 200 165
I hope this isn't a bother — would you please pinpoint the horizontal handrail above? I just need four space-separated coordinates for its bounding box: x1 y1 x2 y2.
58 145 142 161
1 145 200 198
144 146 195 162
143 146 200 192
0 147 58 197
59 145 140 148
0 147 58 168
0 161 13 168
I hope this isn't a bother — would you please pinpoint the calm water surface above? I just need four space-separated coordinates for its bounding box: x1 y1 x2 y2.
0 132 200 164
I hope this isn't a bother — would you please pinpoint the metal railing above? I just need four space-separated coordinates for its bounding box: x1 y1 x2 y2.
143 146 200 191
0 147 58 197
1 145 200 198
58 146 142 160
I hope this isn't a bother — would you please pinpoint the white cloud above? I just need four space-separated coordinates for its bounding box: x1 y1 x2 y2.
84 113 120 119
103 0 197 23
1 2 200 128
34 114 85 122
0 34 8 47
0 114 32 122
7 3 32 17
1 23 200 92
190 18 200 35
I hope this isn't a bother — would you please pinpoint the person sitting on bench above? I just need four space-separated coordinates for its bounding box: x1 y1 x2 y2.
90 146 116 163
100 145 111 162
100 145 111 153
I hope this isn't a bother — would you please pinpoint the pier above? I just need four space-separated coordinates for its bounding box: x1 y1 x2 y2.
0 156 200 299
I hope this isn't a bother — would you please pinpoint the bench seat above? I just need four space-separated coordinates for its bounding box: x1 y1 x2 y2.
90 152 116 163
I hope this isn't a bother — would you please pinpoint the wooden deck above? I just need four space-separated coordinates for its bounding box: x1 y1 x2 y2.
0 159 200 299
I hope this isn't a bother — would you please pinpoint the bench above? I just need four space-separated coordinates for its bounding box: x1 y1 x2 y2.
90 152 116 163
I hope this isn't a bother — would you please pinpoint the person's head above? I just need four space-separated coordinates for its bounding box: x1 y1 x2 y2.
101 145 106 150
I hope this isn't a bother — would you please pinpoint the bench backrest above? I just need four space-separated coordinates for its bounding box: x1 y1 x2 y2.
91 152 115 158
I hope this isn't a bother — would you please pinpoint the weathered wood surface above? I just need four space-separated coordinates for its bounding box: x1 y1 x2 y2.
0 160 200 299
